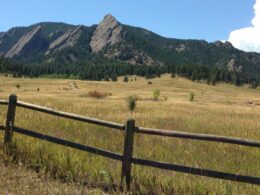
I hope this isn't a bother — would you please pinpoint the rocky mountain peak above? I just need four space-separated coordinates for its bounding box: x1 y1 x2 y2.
214 41 233 48
45 25 83 55
4 25 44 58
90 14 124 53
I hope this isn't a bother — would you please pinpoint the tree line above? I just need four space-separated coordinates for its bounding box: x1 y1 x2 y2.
0 57 258 88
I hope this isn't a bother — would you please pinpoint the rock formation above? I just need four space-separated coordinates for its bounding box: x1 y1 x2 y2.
46 26 83 54
5 26 44 58
90 14 124 53
228 59 242 72
0 32 4 39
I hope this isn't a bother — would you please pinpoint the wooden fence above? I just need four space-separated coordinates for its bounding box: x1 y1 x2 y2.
0 94 260 188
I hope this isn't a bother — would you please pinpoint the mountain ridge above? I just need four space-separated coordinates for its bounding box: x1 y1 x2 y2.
0 14 259 85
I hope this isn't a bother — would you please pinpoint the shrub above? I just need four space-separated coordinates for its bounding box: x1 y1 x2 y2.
153 89 160 100
189 92 195 101
16 84 21 89
123 76 129 82
251 81 258 89
87 91 111 99
127 95 137 117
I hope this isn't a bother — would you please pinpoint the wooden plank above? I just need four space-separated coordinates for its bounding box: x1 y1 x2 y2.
4 95 17 144
136 127 260 148
0 100 8 105
13 126 123 161
16 101 124 130
121 119 135 188
132 158 260 185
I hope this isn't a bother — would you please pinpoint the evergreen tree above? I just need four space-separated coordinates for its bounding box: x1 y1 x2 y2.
104 76 110 81
124 75 129 82
251 81 258 89
112 74 118 81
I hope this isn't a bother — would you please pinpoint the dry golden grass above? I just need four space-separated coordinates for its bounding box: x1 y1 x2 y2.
0 74 260 194
0 155 105 195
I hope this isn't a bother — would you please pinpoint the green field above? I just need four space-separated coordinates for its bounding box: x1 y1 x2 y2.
0 75 260 194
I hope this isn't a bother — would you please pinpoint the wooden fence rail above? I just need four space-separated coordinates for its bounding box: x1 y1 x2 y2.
0 94 260 188
136 127 260 148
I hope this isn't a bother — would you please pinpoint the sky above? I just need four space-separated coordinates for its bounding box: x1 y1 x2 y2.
0 0 259 52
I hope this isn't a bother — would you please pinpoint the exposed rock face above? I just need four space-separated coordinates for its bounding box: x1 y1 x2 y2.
0 32 4 39
46 26 83 55
90 14 124 53
0 33 3 55
48 30 62 38
214 41 233 48
5 26 44 58
103 44 163 66
176 44 186 52
228 59 242 72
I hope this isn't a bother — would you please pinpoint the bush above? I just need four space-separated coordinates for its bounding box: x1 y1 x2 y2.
127 95 137 117
123 76 129 82
16 84 21 89
189 92 195 101
87 91 111 99
163 96 168 101
251 81 258 89
153 89 160 100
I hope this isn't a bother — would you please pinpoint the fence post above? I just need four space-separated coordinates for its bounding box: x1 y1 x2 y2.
4 94 17 144
121 119 135 189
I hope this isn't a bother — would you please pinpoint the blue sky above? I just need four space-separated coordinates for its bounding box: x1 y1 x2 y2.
0 0 256 44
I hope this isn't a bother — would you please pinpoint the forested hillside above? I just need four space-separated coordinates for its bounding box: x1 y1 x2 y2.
0 14 259 87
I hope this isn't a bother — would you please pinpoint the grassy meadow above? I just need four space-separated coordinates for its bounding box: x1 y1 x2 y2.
0 74 260 194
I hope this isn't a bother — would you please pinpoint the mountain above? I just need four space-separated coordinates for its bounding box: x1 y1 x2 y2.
90 14 124 53
0 14 260 85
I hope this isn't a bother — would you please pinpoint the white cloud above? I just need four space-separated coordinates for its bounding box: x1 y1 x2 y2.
228 0 260 52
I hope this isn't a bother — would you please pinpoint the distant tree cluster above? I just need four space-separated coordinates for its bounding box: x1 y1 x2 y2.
0 57 258 88
0 57 164 81
169 64 258 87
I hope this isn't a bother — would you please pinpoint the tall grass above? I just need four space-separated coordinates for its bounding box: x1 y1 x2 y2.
0 75 260 194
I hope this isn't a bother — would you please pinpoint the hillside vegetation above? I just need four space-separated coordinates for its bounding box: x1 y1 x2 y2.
0 75 260 194
0 14 260 86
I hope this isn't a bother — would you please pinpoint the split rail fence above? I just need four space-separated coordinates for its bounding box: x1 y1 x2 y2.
0 94 260 188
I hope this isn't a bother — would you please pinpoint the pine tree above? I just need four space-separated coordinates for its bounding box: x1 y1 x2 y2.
112 74 118 81
123 75 129 82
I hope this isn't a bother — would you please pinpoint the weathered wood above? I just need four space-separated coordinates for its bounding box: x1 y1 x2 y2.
132 157 260 185
121 119 135 188
136 127 260 148
4 94 17 144
0 100 8 105
16 101 124 130
1 99 259 148
13 126 123 161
